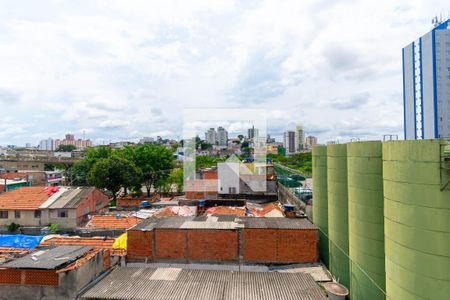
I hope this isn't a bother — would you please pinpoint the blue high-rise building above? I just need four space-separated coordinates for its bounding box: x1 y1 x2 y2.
403 17 450 139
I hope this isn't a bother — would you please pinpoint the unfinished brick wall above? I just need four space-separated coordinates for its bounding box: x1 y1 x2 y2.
243 228 318 263
127 230 153 260
187 230 238 262
127 227 318 264
0 269 59 286
155 229 187 260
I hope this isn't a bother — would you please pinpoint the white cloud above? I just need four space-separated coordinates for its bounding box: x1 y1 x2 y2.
0 0 448 146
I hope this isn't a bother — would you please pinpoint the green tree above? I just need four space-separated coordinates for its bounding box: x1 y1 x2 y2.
66 146 113 186
88 156 142 202
134 144 174 197
85 146 112 164
67 160 91 186
56 144 77 152
169 168 184 193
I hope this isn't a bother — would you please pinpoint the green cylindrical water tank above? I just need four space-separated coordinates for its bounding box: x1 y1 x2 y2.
327 144 350 288
383 139 450 300
347 141 385 300
312 145 329 267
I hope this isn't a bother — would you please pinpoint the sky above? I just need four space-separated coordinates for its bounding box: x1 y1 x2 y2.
0 0 448 146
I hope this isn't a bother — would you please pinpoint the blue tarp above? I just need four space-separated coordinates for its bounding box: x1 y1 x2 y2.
0 234 44 248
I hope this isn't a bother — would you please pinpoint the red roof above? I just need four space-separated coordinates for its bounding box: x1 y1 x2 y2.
0 173 27 180
40 236 114 249
85 215 142 229
0 187 50 210
39 236 126 257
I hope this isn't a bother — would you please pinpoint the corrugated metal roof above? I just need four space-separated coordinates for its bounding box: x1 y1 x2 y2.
129 216 316 231
240 217 317 230
48 187 94 209
2 245 92 269
81 267 326 300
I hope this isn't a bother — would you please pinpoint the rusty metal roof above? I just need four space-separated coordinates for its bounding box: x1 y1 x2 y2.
81 267 327 300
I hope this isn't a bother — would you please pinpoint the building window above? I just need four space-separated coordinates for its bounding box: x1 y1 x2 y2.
58 209 68 218
34 210 41 218
14 211 21 219
0 211 8 219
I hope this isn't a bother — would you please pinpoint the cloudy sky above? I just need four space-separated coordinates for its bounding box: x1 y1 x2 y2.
0 0 448 146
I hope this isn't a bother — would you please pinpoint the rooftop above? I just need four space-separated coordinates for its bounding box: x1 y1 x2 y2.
2 245 92 270
0 187 50 210
86 215 142 229
130 216 316 231
81 267 327 300
39 235 126 257
0 186 100 210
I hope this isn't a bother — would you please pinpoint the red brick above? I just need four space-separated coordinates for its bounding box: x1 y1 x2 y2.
127 230 153 260
0 269 58 286
155 229 186 260
243 229 318 263
243 229 277 261
187 230 238 261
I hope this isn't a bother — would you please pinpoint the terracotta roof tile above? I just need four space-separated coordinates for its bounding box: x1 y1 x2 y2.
86 215 142 229
0 187 50 210
205 206 246 216
56 249 101 273
0 247 30 254
39 236 126 257
40 236 114 249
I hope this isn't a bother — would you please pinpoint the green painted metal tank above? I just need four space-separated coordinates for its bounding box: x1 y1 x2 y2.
347 141 385 300
312 145 329 267
383 139 450 299
327 144 350 288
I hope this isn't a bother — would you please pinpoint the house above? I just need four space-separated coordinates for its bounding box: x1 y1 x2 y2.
0 245 110 300
0 186 110 228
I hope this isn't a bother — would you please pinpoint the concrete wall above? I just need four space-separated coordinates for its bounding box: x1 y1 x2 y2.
0 210 40 226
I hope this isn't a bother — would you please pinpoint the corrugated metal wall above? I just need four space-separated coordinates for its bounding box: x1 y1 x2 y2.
348 141 385 299
312 145 329 267
327 144 350 287
383 139 450 299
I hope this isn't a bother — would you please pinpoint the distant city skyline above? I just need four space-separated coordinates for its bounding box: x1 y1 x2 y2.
0 1 448 146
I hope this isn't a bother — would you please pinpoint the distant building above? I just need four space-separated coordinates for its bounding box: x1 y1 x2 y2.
296 125 305 151
205 128 217 145
403 17 450 139
247 126 259 140
305 135 318 149
266 143 279 155
283 131 297 155
54 134 92 149
139 137 154 144
217 126 228 146
266 134 276 143
39 138 55 151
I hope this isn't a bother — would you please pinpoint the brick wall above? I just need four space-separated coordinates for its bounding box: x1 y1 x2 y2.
127 230 153 260
0 269 58 286
127 227 318 264
243 229 318 263
187 230 238 261
155 230 187 260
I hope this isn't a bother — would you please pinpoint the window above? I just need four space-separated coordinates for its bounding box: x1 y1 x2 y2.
0 211 8 219
58 209 68 218
34 210 41 218
14 211 20 219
